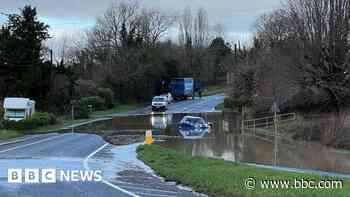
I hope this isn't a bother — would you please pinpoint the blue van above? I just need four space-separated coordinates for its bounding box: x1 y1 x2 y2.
170 78 194 100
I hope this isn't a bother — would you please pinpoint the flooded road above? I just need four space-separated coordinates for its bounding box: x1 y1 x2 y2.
2 110 349 196
0 133 201 197
86 112 350 176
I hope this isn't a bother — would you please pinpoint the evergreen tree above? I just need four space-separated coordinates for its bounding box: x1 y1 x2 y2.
0 6 50 108
208 37 232 82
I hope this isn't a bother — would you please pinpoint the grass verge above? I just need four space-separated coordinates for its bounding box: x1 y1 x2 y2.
203 85 226 96
137 145 350 197
91 103 144 117
0 130 22 140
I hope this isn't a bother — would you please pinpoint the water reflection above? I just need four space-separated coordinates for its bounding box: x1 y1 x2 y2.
150 113 173 129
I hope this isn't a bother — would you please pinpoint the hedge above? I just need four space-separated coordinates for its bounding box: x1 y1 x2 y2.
81 96 106 111
74 100 90 119
0 106 3 121
97 87 114 109
3 112 57 132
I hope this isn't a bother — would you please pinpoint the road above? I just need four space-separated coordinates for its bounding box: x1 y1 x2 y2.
68 94 225 129
0 94 224 197
114 94 225 116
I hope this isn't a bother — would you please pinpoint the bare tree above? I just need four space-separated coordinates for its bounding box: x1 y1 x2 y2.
249 0 350 146
83 0 173 81
178 7 193 48
178 7 209 48
254 0 350 112
138 8 174 45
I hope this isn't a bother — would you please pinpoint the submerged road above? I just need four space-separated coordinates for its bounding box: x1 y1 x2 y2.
0 94 224 197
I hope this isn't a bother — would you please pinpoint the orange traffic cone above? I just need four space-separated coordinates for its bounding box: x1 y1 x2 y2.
145 130 153 145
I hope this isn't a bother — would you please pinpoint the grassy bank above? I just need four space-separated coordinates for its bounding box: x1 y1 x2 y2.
203 85 226 96
0 103 143 140
0 118 89 140
91 102 144 117
0 130 22 140
137 145 350 197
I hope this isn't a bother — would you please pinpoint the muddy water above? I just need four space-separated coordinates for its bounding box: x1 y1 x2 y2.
75 112 350 175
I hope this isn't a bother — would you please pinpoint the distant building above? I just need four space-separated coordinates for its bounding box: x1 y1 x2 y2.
3 98 35 121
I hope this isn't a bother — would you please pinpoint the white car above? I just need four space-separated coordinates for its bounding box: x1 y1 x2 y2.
152 96 168 111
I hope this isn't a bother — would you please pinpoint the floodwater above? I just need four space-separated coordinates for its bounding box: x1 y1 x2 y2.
76 112 350 175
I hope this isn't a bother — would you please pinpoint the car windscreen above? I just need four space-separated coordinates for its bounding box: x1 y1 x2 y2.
153 98 165 102
186 118 204 124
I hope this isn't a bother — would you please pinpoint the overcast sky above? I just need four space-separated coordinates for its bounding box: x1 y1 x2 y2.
0 0 281 45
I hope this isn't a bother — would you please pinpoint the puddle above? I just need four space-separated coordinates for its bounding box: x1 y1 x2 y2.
72 112 350 175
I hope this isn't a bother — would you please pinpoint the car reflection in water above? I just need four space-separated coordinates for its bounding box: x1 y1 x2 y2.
151 112 173 129
179 116 212 139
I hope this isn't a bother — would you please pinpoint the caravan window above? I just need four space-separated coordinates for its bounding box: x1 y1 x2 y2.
6 109 25 118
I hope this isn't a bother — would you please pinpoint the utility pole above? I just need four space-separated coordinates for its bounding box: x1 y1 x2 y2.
71 104 74 120
272 101 279 166
50 49 53 66
71 100 76 121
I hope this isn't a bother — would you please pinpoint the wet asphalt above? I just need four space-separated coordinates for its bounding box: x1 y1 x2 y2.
115 94 225 116
0 94 224 197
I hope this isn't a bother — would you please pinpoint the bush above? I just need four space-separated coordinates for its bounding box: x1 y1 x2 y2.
224 96 253 111
3 112 57 132
224 97 236 109
0 105 4 121
75 79 98 97
81 96 106 111
97 87 114 109
289 89 330 113
74 100 90 119
280 118 321 141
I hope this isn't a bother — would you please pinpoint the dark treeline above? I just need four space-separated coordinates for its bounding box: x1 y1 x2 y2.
228 0 350 114
0 6 51 110
226 0 350 146
72 2 232 103
0 2 235 114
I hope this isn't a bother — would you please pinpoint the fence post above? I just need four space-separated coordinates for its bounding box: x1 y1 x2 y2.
273 102 278 166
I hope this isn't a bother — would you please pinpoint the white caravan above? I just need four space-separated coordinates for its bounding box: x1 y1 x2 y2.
3 98 36 121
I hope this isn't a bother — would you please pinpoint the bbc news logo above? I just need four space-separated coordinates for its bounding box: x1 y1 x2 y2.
8 169 103 183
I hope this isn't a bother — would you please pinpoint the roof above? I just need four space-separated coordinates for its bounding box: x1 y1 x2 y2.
171 78 194 80
3 98 34 109
153 96 165 99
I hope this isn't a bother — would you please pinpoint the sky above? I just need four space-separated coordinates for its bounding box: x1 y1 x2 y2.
0 0 282 47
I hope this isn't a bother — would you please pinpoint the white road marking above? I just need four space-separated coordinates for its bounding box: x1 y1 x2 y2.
120 185 177 194
84 143 109 160
0 134 64 154
102 180 140 197
134 191 178 197
83 143 140 197
0 135 40 146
